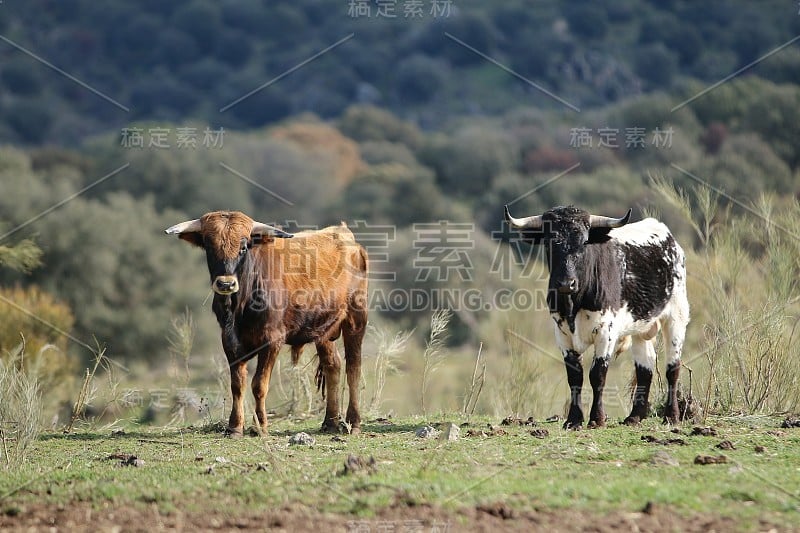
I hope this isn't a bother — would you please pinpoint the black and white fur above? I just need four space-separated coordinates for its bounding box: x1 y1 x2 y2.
506 205 690 429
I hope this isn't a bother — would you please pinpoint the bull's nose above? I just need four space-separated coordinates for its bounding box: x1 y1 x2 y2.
557 278 578 294
214 278 238 293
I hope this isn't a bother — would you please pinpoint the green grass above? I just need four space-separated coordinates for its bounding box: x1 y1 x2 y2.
1 416 798 529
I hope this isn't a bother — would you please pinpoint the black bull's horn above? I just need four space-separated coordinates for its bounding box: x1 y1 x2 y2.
504 205 632 230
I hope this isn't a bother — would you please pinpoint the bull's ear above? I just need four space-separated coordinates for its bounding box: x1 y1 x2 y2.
177 232 204 247
251 222 293 240
165 220 204 248
587 227 613 244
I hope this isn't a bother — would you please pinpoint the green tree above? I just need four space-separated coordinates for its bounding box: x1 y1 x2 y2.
395 55 448 104
332 163 448 227
564 3 609 40
633 44 678 89
1 58 43 95
338 106 423 149
420 125 520 198
6 99 53 144
172 1 221 54
742 83 800 169
29 193 216 361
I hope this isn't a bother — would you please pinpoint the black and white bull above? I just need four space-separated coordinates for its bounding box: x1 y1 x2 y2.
504 205 690 428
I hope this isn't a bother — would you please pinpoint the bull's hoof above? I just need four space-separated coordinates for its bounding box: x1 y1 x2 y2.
563 419 583 430
663 406 680 425
623 416 642 426
320 420 340 434
225 427 244 438
349 425 361 436
587 420 605 429
250 425 269 437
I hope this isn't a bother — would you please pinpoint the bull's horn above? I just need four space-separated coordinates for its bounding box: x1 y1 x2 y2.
165 219 201 235
504 205 543 230
588 209 632 228
251 222 293 239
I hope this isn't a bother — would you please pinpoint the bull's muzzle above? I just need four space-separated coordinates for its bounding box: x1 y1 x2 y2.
556 277 578 294
213 276 239 295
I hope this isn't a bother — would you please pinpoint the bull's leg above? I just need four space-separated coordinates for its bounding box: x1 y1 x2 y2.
342 307 366 434
624 337 656 425
252 345 280 435
588 333 617 428
563 350 584 429
662 316 687 424
588 356 610 428
317 340 342 433
227 360 248 437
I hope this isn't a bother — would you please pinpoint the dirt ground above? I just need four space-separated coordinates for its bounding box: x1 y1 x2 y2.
0 500 782 532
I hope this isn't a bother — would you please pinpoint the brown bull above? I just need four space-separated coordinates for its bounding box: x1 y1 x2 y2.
165 211 368 436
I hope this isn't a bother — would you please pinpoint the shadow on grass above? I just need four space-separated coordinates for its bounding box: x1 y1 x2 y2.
39 417 466 442
38 430 189 442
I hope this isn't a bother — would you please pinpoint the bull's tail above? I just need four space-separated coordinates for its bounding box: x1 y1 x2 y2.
291 345 304 367
315 362 325 399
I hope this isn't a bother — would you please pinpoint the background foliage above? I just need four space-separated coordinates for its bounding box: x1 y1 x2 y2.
0 1 799 422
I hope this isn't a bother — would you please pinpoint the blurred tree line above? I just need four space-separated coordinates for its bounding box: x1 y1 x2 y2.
0 71 798 364
0 0 798 143
0 0 799 371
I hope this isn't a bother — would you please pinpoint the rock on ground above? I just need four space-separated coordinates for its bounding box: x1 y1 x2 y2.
415 426 439 439
289 432 315 446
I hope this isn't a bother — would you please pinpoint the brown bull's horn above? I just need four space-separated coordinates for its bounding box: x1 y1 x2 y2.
588 209 632 228
164 219 201 235
504 205 543 230
251 222 294 239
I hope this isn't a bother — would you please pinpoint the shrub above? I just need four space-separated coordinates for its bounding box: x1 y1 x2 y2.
0 286 76 387
523 145 579 174
338 106 423 149
1 58 43 95
395 55 447 104
0 346 43 468
6 99 53 144
172 1 221 54
270 121 365 187
564 3 609 40
333 163 446 227
0 237 42 274
652 181 800 416
742 83 800 169
633 44 678 89
27 193 217 362
420 125 520 198
699 123 727 155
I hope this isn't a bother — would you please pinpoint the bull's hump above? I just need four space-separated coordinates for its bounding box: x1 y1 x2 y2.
609 218 670 247
276 225 356 249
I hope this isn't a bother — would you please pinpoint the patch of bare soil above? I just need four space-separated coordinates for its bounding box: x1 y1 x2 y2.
500 416 537 427
641 435 686 446
694 454 728 465
0 500 781 532
690 426 718 437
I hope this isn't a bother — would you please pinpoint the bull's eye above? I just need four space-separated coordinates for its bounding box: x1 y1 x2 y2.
239 239 248 255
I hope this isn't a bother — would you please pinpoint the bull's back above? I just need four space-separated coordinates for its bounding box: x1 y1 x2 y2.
610 219 684 322
271 224 368 284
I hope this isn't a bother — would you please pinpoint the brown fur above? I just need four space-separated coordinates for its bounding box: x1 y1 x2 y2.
200 211 255 259
173 211 368 436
